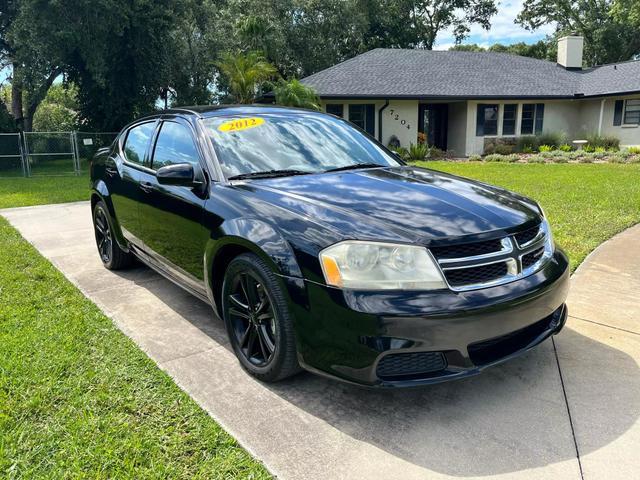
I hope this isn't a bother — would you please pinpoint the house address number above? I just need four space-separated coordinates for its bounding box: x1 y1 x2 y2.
388 109 411 130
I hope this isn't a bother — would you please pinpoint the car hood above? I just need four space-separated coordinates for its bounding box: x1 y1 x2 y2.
234 166 541 245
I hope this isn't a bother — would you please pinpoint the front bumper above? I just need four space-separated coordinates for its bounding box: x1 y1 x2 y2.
287 248 570 387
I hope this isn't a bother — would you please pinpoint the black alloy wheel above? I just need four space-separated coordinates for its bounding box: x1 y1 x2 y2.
228 271 277 366
92 200 133 270
222 253 300 382
94 205 113 264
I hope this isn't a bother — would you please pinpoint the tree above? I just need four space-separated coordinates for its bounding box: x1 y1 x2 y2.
32 84 79 132
216 51 277 104
449 40 553 60
360 0 498 50
516 0 637 65
0 0 62 131
168 0 222 106
273 79 320 110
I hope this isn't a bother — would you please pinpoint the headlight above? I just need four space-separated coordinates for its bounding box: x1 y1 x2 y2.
319 241 447 290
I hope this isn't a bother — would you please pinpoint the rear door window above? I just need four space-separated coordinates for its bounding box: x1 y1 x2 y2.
123 122 155 165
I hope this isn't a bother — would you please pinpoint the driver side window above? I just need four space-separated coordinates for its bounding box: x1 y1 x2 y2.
152 121 200 169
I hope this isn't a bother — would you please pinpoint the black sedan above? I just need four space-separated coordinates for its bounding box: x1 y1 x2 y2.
90 105 569 387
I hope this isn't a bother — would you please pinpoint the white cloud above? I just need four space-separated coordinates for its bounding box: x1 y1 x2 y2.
434 0 556 49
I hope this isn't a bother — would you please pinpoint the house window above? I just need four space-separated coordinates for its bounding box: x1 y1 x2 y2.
476 104 498 136
348 104 375 135
624 99 640 124
502 104 518 136
521 104 545 135
326 104 344 118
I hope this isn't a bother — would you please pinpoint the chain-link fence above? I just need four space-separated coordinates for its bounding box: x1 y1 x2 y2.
73 132 118 174
23 132 77 176
0 133 26 177
0 130 118 178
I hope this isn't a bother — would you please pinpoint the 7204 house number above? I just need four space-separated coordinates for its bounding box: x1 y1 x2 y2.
388 109 411 130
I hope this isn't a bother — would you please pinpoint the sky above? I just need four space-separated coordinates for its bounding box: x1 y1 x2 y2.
434 0 555 50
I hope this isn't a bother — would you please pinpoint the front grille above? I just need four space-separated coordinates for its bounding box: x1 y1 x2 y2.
444 262 508 287
514 224 540 246
430 238 503 259
376 352 447 380
467 310 557 366
522 246 545 269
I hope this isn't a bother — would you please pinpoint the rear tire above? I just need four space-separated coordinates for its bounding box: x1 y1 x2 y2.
222 253 301 382
92 200 133 270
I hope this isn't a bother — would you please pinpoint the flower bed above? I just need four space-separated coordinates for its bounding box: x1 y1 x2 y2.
467 149 640 164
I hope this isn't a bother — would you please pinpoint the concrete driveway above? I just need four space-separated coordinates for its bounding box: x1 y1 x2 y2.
2 201 639 480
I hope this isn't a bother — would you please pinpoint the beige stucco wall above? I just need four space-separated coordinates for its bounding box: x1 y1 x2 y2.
465 100 583 155
321 99 419 148
447 102 467 156
322 95 640 157
578 95 640 147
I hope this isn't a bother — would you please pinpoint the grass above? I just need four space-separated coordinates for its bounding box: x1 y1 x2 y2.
0 175 89 209
0 177 271 478
2 163 640 476
420 161 640 270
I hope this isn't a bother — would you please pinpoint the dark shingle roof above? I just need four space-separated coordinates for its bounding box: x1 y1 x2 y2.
300 49 640 99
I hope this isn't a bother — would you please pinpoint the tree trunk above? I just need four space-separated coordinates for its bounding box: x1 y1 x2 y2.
10 62 24 131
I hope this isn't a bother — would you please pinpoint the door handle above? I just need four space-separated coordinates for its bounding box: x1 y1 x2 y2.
139 182 154 193
105 166 118 177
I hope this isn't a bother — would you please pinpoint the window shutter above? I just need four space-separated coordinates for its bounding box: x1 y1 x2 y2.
613 100 624 126
476 105 484 136
365 104 375 136
534 104 545 134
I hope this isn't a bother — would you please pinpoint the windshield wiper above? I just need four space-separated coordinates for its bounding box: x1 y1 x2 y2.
227 169 312 181
323 163 385 173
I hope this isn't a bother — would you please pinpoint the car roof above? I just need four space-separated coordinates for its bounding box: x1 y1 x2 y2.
152 105 320 119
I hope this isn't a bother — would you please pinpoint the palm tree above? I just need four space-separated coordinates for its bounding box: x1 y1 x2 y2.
216 51 277 104
273 79 320 110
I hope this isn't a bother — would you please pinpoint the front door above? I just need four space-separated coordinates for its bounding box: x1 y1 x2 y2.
419 104 448 150
137 118 210 292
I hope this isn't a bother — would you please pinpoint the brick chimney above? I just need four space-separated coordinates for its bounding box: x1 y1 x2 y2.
557 35 584 70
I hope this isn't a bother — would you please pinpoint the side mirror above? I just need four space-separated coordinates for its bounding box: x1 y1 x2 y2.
156 163 202 187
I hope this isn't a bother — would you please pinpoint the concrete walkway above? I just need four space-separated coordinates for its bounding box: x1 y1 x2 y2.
2 201 639 480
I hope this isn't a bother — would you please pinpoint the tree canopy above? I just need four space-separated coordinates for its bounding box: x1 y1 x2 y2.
0 0 637 131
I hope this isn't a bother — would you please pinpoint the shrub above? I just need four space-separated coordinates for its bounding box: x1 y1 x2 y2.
527 155 546 164
516 136 537 153
586 133 620 151
538 144 553 152
393 146 409 160
468 154 482 162
484 153 518 163
428 147 446 159
559 144 572 152
494 144 514 155
407 142 429 161
626 146 640 154
536 131 566 148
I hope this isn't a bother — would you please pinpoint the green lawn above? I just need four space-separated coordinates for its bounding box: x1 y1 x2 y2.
1 163 639 477
0 177 271 478
420 162 640 271
0 175 89 209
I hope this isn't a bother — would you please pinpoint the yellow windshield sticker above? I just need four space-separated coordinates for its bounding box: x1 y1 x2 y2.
218 117 265 132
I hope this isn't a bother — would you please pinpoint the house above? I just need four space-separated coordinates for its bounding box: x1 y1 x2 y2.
299 36 640 156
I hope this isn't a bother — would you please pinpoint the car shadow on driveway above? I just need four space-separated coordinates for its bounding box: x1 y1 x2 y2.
116 266 640 478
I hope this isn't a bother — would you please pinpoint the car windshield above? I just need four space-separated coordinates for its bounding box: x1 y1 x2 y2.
202 112 401 179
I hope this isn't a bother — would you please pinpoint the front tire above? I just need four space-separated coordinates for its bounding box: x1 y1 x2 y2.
222 253 300 382
92 200 133 270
